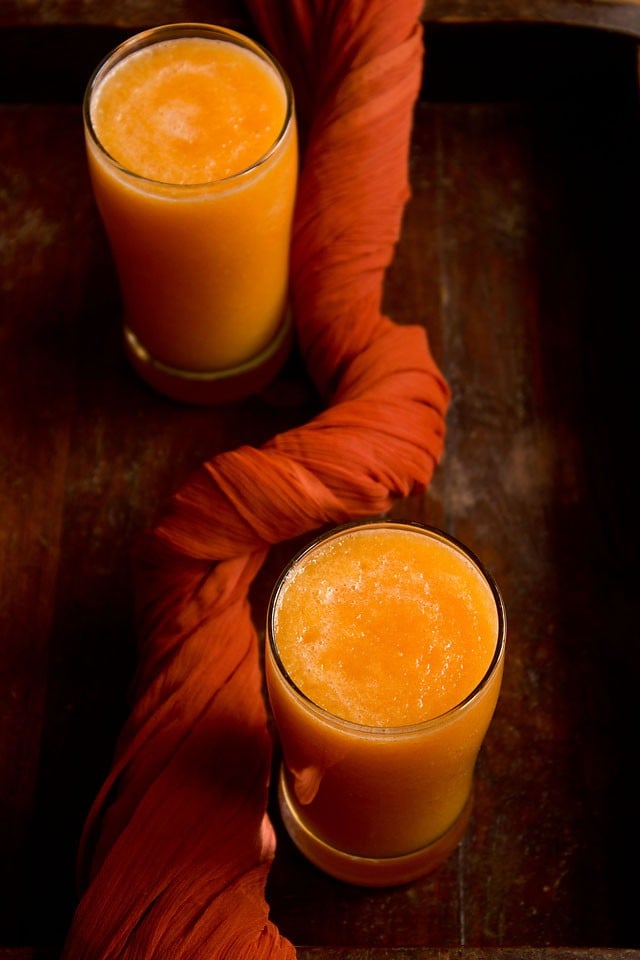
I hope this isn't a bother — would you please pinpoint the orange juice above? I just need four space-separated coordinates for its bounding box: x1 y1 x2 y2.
83 24 297 403
266 521 506 886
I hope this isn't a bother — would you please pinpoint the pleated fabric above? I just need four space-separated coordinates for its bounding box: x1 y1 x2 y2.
62 0 450 956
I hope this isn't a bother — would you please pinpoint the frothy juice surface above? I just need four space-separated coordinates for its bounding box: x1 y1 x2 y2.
90 37 287 184
273 525 499 727
84 29 297 376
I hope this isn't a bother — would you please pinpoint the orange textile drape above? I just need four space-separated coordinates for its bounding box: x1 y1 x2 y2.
62 1 449 957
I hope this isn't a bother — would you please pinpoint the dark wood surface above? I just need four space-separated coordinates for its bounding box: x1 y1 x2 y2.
2 3 640 958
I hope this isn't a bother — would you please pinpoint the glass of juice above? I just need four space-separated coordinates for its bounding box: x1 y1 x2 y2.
83 23 298 404
266 519 506 886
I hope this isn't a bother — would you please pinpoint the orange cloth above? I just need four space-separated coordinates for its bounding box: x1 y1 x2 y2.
63 1 449 956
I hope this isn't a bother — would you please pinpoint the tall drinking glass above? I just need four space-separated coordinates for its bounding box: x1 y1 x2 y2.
83 23 297 403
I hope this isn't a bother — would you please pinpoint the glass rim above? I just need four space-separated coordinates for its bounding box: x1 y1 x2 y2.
82 21 296 191
266 518 507 738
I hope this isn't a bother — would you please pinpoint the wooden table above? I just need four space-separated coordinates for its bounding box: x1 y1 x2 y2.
1 3 639 958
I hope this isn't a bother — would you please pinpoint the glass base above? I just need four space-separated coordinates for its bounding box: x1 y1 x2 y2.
123 311 293 405
277 767 473 887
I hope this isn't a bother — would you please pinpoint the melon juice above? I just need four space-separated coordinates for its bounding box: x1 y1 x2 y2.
266 520 506 886
83 24 297 403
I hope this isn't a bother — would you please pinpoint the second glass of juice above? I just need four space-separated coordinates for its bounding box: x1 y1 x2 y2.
266 519 506 886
